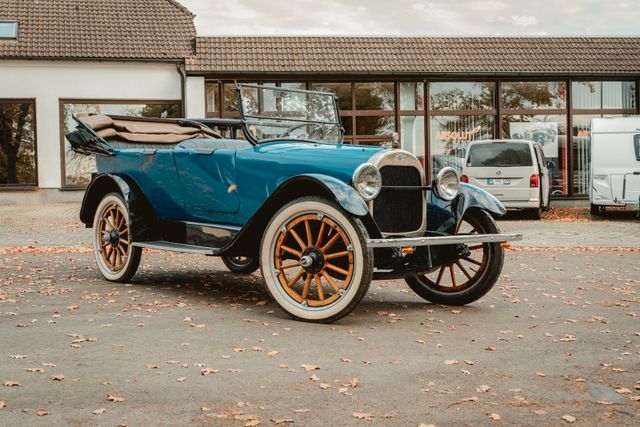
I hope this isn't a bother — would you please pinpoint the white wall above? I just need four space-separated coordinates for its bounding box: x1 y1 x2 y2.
186 76 206 118
0 60 182 189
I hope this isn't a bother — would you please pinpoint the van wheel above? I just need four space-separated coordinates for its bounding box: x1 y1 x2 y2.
93 192 141 282
260 197 373 323
530 206 542 220
590 203 605 216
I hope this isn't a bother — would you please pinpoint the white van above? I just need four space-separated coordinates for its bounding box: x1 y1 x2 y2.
461 140 551 219
590 117 640 215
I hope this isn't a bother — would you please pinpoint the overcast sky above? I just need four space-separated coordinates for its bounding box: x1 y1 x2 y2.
179 0 640 36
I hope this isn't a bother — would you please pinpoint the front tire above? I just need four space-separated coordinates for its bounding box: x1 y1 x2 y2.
222 256 260 275
92 193 141 282
260 197 373 323
405 209 504 306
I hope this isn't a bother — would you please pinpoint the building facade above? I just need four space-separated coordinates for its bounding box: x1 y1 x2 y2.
1 1 639 203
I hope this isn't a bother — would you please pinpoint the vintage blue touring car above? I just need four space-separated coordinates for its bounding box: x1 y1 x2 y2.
67 84 521 323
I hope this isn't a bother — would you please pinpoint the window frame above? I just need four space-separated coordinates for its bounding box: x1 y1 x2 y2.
58 98 182 189
0 98 38 190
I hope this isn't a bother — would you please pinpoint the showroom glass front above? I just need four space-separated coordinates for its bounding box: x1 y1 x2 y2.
500 81 567 196
61 101 181 187
0 99 37 187
429 82 496 179
571 81 636 195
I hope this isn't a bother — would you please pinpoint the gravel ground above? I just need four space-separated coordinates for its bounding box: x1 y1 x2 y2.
0 203 638 426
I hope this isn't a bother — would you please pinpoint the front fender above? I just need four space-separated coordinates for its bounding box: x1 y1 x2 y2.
427 183 506 234
299 173 369 217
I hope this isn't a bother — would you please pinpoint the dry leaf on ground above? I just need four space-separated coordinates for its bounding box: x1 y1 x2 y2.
51 374 64 381
36 409 50 416
92 408 106 415
488 413 502 420
352 412 374 420
301 364 320 371
562 415 576 423
107 394 125 403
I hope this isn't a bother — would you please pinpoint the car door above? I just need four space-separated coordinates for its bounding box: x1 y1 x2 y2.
534 143 550 208
173 144 240 223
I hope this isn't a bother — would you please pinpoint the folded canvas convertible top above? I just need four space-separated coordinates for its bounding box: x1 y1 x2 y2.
78 113 219 144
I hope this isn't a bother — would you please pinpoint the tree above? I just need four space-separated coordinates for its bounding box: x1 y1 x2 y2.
0 102 35 185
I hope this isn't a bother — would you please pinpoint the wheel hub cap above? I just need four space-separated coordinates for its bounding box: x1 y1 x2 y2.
300 247 325 274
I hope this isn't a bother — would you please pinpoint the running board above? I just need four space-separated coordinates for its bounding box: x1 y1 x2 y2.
366 233 522 248
132 241 220 255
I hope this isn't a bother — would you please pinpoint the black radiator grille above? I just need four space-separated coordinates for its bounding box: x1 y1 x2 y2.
373 166 423 233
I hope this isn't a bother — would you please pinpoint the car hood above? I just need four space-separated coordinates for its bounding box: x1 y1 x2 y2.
253 140 386 183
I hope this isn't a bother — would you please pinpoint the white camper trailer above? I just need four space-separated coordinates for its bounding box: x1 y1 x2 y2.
590 117 640 215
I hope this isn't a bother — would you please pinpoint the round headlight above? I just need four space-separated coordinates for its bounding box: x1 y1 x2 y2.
352 163 382 201
434 167 460 201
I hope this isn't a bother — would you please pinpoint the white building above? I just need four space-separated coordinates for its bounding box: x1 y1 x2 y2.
0 0 195 203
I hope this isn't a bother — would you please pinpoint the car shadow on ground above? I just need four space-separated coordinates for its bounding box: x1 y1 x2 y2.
123 266 473 324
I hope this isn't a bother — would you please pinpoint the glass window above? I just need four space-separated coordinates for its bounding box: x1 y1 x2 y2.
399 82 424 111
0 100 36 186
572 81 636 110
356 115 395 136
502 114 567 195
311 83 352 110
430 82 495 111
0 21 18 39
354 82 395 110
430 115 494 178
223 83 239 112
501 82 566 110
62 102 181 187
400 116 424 159
467 143 533 167
205 82 218 114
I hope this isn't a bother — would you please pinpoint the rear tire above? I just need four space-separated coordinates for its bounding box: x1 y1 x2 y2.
405 209 504 306
259 197 373 323
590 203 604 216
92 193 141 283
530 205 542 220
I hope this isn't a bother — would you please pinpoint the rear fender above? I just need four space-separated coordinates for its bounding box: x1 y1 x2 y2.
222 174 378 257
80 173 156 241
428 183 506 234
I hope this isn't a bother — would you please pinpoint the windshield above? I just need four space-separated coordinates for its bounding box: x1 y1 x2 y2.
238 84 343 144
468 143 533 167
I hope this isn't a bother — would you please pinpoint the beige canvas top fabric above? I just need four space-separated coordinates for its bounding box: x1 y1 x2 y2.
80 114 218 144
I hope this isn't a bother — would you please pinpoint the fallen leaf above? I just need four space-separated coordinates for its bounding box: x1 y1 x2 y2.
107 394 125 403
320 383 331 389
343 377 359 388
201 368 219 376
309 374 320 382
177 377 186 383
444 360 459 365
488 413 502 421
301 364 320 371
464 360 475 365
9 355 27 359
477 385 491 393
245 420 260 427
292 409 311 413
267 351 279 357
36 409 50 416
92 408 106 415
461 396 479 402
3 381 20 387
145 364 160 369
25 367 44 373
51 374 64 381
615 388 632 394
536 372 547 377
0 401 5 409
485 346 496 351
272 419 294 424
42 363 55 368
201 406 212 411
233 347 245 353
561 415 576 423
341 357 352 363
353 412 374 420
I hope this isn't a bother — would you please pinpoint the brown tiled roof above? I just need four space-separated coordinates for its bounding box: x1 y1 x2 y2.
186 36 640 75
0 0 194 60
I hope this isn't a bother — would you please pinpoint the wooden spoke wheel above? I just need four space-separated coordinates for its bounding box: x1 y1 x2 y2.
221 255 260 275
92 193 141 283
405 209 504 306
260 197 373 323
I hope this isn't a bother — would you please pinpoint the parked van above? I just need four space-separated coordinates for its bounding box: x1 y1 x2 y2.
590 117 640 215
461 140 551 219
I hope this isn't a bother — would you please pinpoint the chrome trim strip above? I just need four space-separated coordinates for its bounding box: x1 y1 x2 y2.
366 233 523 248
132 241 219 255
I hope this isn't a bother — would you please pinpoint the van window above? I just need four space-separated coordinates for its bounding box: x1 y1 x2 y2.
634 134 640 161
468 143 533 167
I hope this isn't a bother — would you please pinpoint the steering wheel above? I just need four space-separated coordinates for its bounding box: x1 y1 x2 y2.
280 123 327 140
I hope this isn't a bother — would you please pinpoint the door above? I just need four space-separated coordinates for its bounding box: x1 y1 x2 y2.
173 147 240 223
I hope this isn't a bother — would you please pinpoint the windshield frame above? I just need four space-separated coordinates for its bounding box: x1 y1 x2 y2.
235 83 344 145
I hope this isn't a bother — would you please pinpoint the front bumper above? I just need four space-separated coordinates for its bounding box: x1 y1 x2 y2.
367 233 522 248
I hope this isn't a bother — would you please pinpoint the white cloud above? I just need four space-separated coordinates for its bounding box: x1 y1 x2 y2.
512 15 538 26
177 0 640 36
